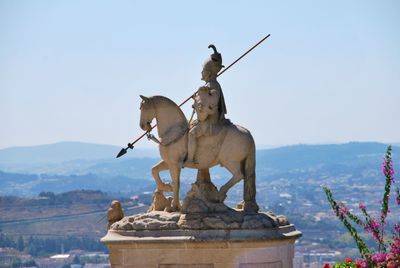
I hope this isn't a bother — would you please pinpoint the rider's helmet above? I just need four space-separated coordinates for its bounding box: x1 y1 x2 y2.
202 44 224 80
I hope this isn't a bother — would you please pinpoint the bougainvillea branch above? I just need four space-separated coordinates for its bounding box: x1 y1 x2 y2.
380 145 394 251
323 186 370 258
324 145 400 267
359 206 384 247
343 204 365 227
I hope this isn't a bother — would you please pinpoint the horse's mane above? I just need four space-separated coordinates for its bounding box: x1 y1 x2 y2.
151 95 179 108
150 95 188 125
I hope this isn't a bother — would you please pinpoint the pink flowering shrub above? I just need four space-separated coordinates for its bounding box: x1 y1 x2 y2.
323 146 400 267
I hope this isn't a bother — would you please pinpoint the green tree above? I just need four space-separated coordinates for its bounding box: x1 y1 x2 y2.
17 235 24 251
11 258 21 268
73 255 81 264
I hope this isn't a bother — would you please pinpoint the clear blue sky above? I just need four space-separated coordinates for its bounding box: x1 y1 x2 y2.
1 0 399 149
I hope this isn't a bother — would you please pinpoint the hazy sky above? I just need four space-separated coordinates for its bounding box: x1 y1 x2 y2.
1 1 399 149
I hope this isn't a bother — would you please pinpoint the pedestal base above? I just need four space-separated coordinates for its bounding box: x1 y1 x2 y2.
102 225 300 268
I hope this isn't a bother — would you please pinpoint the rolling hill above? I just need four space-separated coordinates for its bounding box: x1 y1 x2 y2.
0 141 398 197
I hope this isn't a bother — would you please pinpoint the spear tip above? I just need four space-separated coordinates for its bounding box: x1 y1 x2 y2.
116 148 127 158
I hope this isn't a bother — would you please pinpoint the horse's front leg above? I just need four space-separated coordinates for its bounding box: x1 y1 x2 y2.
219 161 244 202
168 164 181 211
151 160 173 192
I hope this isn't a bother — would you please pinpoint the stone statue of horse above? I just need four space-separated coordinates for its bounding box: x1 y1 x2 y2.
139 95 259 213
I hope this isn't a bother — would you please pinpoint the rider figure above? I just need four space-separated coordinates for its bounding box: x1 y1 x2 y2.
186 45 227 164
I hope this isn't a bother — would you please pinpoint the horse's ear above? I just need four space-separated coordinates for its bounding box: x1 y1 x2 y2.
140 95 149 101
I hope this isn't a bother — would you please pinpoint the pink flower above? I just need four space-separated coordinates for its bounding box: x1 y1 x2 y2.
355 259 368 268
389 237 400 256
365 219 380 232
382 157 395 182
371 252 387 263
387 259 399 268
395 223 400 235
339 206 349 215
358 203 366 210
364 219 383 243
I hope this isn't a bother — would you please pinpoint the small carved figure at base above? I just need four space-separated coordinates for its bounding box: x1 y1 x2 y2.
148 190 174 212
107 200 124 229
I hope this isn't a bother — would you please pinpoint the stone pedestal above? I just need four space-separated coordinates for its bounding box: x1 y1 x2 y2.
102 223 301 268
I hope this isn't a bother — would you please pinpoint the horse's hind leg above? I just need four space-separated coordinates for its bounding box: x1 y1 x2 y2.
151 160 173 192
168 164 181 211
219 161 244 202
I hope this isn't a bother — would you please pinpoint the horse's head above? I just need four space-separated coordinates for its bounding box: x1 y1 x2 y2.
139 95 155 132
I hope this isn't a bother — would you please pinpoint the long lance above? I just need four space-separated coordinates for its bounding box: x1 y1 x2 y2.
116 34 271 158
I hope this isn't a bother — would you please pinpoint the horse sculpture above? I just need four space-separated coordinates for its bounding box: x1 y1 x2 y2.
139 95 259 213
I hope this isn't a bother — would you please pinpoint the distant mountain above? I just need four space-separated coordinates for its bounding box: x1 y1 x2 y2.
0 141 399 177
0 141 398 196
0 141 158 172
0 170 154 197
257 142 399 171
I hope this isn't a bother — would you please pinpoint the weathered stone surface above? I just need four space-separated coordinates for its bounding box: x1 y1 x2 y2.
242 214 276 229
181 180 231 214
148 190 173 212
203 217 228 229
102 229 301 268
183 198 209 213
107 200 124 229
178 219 206 230
277 215 289 226
111 210 287 231
227 222 241 229
110 191 288 232
111 217 132 230
219 210 244 223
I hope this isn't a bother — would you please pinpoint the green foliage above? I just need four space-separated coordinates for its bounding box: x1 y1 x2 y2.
0 233 107 257
0 233 17 248
73 255 81 264
323 186 370 257
379 145 393 251
10 258 22 268
324 145 400 267
4 258 38 268
24 260 38 267
17 235 24 252
332 261 358 268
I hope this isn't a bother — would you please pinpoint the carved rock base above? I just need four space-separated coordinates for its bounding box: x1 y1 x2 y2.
105 177 301 267
104 210 301 268
110 210 289 231
148 179 260 215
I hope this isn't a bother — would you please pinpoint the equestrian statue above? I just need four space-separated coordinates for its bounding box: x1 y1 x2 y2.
138 45 259 213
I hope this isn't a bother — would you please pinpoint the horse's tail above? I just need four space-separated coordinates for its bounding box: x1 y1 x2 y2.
243 137 259 212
